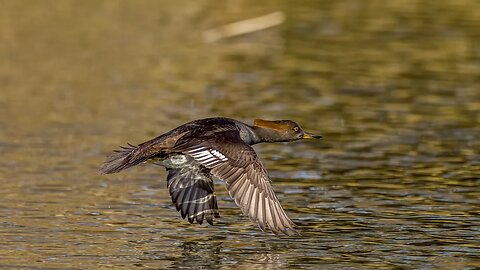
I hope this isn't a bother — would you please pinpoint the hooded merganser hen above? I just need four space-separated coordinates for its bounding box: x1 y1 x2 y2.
100 117 321 235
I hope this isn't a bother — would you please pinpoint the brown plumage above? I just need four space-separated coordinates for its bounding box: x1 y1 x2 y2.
100 117 321 235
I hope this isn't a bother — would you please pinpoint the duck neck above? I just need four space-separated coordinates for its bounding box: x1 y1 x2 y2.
242 125 278 145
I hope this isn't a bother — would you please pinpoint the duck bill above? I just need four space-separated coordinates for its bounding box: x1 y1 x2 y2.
302 132 322 139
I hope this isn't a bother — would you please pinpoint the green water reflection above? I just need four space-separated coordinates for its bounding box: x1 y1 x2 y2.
0 0 479 269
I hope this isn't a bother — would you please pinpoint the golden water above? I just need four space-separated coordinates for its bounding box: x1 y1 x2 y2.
1 1 479 268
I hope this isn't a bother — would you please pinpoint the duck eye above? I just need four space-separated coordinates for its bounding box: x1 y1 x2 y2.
293 126 299 132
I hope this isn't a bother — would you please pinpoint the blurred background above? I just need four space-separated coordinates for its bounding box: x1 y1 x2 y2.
1 0 479 269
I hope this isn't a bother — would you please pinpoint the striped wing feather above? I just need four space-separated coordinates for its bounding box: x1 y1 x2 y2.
166 166 220 225
176 131 297 235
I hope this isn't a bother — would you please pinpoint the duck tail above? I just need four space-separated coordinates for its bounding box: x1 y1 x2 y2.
100 143 152 174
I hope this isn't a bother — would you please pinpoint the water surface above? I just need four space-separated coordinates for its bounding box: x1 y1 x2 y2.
1 1 479 269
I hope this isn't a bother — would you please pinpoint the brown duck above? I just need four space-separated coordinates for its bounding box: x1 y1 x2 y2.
100 117 321 235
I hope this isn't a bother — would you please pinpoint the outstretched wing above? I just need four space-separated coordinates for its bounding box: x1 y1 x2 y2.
166 165 220 225
175 131 296 235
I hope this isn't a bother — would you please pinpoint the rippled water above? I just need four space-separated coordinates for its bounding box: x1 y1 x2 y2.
1 1 479 269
